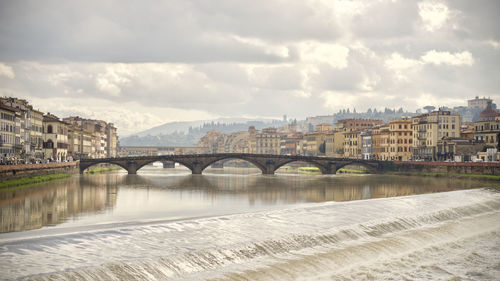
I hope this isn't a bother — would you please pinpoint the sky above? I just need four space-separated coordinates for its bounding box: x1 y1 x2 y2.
0 0 499 136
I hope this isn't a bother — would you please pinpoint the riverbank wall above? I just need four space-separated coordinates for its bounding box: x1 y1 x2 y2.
390 161 500 175
0 162 79 180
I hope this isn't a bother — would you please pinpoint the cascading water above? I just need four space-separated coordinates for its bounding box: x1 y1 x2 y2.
1 188 499 281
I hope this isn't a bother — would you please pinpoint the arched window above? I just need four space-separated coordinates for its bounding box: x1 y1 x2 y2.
44 139 54 149
47 125 53 134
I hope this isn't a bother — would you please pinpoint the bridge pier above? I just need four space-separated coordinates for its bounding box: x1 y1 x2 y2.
126 161 138 174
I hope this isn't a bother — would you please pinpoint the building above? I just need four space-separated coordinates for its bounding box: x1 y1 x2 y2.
412 110 461 161
436 138 483 162
334 118 383 132
63 116 118 158
198 130 223 153
106 123 118 157
280 132 303 155
254 128 281 154
343 130 361 159
315 123 333 133
0 104 16 163
468 96 494 109
388 119 413 161
30 109 44 160
372 125 390 160
0 97 32 161
303 131 328 156
119 146 208 157
361 130 373 160
473 101 500 150
43 113 68 161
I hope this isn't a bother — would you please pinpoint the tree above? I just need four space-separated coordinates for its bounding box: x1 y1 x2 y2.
319 141 326 154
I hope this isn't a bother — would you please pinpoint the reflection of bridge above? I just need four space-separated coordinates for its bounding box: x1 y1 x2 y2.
80 154 389 175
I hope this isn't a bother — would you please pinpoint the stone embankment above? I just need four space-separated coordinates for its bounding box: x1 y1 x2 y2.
392 161 500 175
0 162 79 180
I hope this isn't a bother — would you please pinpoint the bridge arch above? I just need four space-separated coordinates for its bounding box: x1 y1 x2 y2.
335 161 377 174
198 155 268 174
79 160 128 173
273 159 332 174
133 158 195 173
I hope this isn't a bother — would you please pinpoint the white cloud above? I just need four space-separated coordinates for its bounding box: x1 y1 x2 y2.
418 0 450 32
385 53 422 82
0 62 15 79
26 97 218 136
421 50 474 66
298 41 349 69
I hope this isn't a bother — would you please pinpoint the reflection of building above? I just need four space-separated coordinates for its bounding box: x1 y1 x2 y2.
0 177 117 233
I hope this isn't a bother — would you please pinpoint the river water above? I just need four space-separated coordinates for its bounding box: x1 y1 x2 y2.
1 165 499 280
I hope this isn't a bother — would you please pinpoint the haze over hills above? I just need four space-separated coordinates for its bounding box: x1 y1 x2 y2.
120 101 495 147
120 117 287 146
132 117 284 137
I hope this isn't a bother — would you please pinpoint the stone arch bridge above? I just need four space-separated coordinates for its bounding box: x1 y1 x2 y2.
79 153 390 175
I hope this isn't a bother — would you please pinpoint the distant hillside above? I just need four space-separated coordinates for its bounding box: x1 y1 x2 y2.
120 118 286 146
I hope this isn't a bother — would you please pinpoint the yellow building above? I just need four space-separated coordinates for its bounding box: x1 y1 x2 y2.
303 132 328 156
255 128 281 154
473 102 500 149
412 110 461 160
343 131 361 159
372 125 390 160
388 119 413 161
43 114 68 161
30 109 44 160
335 118 383 132
315 123 333 133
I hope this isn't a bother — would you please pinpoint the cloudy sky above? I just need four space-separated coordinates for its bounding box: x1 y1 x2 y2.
0 0 499 135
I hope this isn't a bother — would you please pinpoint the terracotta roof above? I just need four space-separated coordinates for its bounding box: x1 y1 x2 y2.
479 101 499 120
0 104 16 112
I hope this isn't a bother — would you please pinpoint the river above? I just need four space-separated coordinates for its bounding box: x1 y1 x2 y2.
1 165 499 280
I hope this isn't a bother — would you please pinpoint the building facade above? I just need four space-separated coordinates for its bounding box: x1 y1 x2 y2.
361 130 372 160
412 110 461 161
388 119 413 161
473 101 500 150
0 105 16 163
254 128 281 154
43 114 68 161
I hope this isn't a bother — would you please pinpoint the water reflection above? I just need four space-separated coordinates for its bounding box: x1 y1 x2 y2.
136 170 486 204
1 166 498 234
0 176 118 233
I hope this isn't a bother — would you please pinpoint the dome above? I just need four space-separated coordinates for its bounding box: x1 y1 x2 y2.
479 101 499 121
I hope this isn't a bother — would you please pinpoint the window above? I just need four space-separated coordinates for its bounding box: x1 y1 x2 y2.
47 125 53 134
